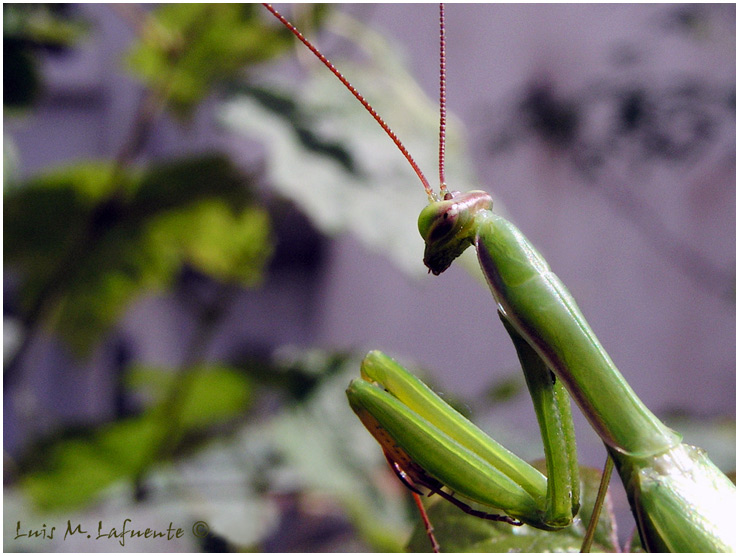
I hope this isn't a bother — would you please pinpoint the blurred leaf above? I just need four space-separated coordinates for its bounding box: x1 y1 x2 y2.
4 155 272 354
220 11 494 281
148 200 271 287
3 4 87 109
485 374 526 404
406 463 620 552
4 161 128 325
4 43 39 109
128 364 253 429
21 364 252 511
3 4 86 47
22 415 164 511
125 3 313 118
237 347 354 402
130 152 254 211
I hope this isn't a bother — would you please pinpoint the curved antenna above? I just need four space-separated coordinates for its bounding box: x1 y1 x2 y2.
438 3 449 198
262 3 436 201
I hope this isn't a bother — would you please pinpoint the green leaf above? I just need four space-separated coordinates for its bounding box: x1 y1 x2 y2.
130 153 255 212
21 364 252 511
125 4 309 118
148 200 271 287
406 463 620 552
21 415 164 511
5 155 272 354
3 4 87 49
128 364 253 430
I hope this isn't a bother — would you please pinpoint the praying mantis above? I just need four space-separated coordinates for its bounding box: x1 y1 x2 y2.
263 3 735 552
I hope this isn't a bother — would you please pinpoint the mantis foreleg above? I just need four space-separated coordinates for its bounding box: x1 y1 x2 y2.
348 348 580 530
499 313 579 528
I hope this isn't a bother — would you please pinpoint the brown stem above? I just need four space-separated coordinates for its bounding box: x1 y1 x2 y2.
133 282 238 482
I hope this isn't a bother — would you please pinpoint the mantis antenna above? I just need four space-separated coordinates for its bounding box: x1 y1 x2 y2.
262 3 437 201
438 3 449 198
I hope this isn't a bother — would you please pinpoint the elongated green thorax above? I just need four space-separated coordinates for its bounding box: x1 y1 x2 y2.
419 191 681 457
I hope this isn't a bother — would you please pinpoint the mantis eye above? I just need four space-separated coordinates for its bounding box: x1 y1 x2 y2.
426 205 459 243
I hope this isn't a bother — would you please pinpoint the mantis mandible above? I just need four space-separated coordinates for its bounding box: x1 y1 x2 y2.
263 3 736 552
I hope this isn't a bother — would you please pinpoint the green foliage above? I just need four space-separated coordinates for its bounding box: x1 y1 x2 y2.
128 364 254 430
21 366 251 511
406 464 620 552
125 3 312 118
10 350 415 549
3 4 85 47
2 3 429 551
148 200 270 286
3 4 87 109
20 365 252 512
4 155 272 354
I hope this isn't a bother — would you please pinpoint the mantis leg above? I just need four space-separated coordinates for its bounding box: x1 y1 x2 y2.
410 490 440 553
499 313 580 528
386 451 523 525
347 349 580 530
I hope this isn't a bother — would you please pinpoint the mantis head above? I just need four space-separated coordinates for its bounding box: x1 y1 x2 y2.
418 190 494 275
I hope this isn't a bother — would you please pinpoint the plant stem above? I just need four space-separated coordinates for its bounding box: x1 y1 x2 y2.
580 455 615 553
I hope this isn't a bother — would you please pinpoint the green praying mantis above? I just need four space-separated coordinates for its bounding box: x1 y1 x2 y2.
263 3 736 552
